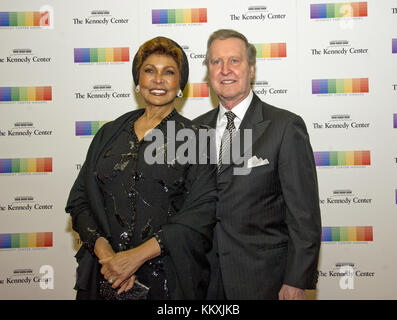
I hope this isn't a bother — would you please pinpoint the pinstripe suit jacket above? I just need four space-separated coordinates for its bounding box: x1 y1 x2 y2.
194 93 321 299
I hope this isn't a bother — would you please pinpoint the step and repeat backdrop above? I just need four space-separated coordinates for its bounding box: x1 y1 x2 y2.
0 0 396 300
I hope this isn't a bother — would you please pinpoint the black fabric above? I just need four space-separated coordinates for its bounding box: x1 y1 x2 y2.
66 109 217 299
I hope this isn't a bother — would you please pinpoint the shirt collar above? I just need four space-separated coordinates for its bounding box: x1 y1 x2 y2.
218 90 253 122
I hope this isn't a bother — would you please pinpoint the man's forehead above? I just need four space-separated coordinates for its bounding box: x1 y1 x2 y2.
209 38 246 57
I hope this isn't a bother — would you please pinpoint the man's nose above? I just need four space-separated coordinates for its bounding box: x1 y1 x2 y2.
221 62 231 75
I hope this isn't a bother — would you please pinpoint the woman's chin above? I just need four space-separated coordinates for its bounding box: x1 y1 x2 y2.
144 96 177 108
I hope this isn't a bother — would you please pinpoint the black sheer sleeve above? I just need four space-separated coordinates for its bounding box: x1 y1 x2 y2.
66 162 104 254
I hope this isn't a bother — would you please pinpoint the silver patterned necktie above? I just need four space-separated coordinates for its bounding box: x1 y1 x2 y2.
218 111 237 172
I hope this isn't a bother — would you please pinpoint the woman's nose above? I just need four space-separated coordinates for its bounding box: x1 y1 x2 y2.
153 72 164 83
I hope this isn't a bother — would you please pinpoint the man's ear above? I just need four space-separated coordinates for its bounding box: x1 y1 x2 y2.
249 65 255 79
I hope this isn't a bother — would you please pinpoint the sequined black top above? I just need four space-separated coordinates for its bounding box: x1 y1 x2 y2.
66 108 217 299
96 109 179 298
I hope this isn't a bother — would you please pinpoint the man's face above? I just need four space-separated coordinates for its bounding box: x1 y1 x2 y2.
208 38 255 109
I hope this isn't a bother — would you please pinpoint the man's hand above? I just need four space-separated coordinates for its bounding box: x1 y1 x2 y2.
278 284 306 300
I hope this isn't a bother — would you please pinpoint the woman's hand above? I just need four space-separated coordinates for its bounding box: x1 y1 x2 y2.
99 249 141 289
99 237 161 291
94 237 115 260
117 274 136 295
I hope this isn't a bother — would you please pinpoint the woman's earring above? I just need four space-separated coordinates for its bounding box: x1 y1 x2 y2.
135 85 140 93
177 89 183 98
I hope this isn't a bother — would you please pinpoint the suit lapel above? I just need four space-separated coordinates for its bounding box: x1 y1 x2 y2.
239 94 271 153
202 108 219 129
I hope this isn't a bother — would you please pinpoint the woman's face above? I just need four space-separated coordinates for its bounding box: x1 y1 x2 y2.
138 53 181 109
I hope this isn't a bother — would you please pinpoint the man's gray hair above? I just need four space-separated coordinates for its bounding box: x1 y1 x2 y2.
203 29 256 67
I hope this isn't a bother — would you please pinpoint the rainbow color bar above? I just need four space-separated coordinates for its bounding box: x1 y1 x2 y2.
183 83 209 97
0 232 52 249
322 226 373 242
393 39 397 54
394 114 397 129
152 8 207 24
0 11 49 27
310 2 367 19
254 43 287 58
314 151 370 166
74 48 129 63
76 121 108 136
0 158 52 173
312 78 368 94
0 86 52 102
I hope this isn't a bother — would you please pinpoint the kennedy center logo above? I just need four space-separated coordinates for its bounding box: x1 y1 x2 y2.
252 81 288 96
0 232 52 249
75 121 108 136
0 196 54 214
310 40 369 56
314 151 370 167
152 8 207 25
74 84 131 101
312 114 370 130
183 83 209 98
181 45 206 62
73 10 130 25
0 48 52 64
0 158 52 174
322 226 373 242
0 86 52 103
310 2 367 19
74 47 129 63
312 78 368 95
318 262 376 290
254 43 286 59
0 11 50 28
320 189 372 206
0 121 53 137
229 5 287 22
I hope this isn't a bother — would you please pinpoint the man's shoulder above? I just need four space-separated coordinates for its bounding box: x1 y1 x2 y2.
256 96 302 123
193 108 218 127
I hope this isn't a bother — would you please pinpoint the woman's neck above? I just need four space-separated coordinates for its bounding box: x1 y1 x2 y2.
134 104 174 141
142 104 174 122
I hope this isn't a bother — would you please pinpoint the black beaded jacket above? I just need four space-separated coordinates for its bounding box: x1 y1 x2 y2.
65 109 217 299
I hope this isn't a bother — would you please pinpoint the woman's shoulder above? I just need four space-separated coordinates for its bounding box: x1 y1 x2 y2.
89 108 142 148
98 108 142 134
108 108 143 127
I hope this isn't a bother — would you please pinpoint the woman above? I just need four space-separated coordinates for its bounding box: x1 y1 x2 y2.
65 37 217 300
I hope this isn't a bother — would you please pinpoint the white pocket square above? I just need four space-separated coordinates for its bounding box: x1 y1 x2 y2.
247 156 269 168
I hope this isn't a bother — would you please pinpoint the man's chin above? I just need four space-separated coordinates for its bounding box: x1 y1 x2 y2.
218 92 250 109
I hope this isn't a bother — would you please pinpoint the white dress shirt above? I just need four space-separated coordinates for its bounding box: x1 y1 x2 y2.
216 90 254 161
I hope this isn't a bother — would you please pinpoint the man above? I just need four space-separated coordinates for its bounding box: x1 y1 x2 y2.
194 29 322 300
